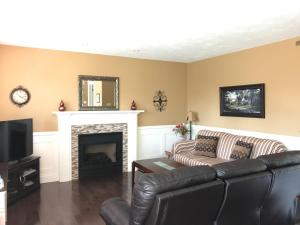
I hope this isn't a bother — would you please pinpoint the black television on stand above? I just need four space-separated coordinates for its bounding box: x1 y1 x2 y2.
0 118 33 162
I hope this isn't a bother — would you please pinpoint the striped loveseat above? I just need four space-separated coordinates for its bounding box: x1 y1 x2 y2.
172 130 287 167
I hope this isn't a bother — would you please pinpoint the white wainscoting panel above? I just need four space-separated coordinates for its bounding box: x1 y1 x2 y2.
0 191 6 225
137 125 180 160
34 126 180 183
33 132 59 183
193 125 300 150
33 124 299 184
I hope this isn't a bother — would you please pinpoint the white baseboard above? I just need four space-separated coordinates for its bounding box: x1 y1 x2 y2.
193 125 300 150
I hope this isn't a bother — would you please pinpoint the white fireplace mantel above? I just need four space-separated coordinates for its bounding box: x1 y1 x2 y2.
53 110 144 182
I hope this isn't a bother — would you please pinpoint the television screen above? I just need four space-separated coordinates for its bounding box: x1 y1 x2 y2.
0 119 33 162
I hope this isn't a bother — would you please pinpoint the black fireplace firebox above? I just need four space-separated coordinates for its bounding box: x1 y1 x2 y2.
78 132 123 178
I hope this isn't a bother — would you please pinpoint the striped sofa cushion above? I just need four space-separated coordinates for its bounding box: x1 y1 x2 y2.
216 133 244 160
241 136 288 158
197 130 243 160
173 151 228 167
197 130 223 138
172 140 196 154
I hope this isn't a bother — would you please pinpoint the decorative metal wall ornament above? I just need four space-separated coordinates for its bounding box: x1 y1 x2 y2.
153 90 167 112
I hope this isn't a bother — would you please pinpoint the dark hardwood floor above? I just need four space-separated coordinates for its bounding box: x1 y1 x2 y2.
8 173 132 225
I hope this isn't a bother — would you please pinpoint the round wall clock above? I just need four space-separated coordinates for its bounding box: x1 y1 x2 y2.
10 86 31 107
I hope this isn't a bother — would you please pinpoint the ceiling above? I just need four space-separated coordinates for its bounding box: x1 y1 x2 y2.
1 0 300 63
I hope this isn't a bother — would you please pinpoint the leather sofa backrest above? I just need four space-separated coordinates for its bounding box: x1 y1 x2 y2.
258 151 300 169
296 198 300 223
145 180 224 225
130 166 217 225
258 151 300 225
213 159 271 225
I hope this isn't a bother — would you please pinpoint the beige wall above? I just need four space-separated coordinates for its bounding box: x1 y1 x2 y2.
0 45 187 131
1 37 299 135
187 37 300 136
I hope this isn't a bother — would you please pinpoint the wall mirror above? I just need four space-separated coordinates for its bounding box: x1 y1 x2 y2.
79 75 119 111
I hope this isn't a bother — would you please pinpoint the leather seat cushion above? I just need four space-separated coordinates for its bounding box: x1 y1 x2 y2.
130 166 216 225
100 197 130 225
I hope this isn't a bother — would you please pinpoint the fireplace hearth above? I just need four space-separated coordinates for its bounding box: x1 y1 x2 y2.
78 132 123 178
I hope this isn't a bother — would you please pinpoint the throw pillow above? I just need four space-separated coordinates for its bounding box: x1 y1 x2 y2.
192 135 219 158
230 140 253 160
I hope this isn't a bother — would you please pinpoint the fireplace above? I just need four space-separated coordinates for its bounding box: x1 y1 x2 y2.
53 110 143 182
78 132 123 178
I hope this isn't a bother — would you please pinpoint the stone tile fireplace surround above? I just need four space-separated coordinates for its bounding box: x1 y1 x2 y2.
72 123 127 180
53 110 144 182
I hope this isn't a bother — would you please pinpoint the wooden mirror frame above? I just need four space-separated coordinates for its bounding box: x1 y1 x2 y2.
78 75 119 111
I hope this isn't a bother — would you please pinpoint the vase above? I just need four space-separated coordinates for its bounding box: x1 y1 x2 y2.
58 100 66 111
130 100 137 110
178 135 187 141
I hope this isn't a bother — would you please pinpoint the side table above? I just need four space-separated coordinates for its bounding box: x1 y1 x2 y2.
165 150 173 159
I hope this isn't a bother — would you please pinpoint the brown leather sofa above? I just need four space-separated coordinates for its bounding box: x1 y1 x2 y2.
258 152 300 225
100 151 300 225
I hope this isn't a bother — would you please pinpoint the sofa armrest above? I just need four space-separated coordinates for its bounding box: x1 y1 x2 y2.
172 140 196 154
100 197 130 225
296 196 300 223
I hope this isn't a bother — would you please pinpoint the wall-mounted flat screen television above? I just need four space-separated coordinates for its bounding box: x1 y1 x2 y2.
0 118 33 162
